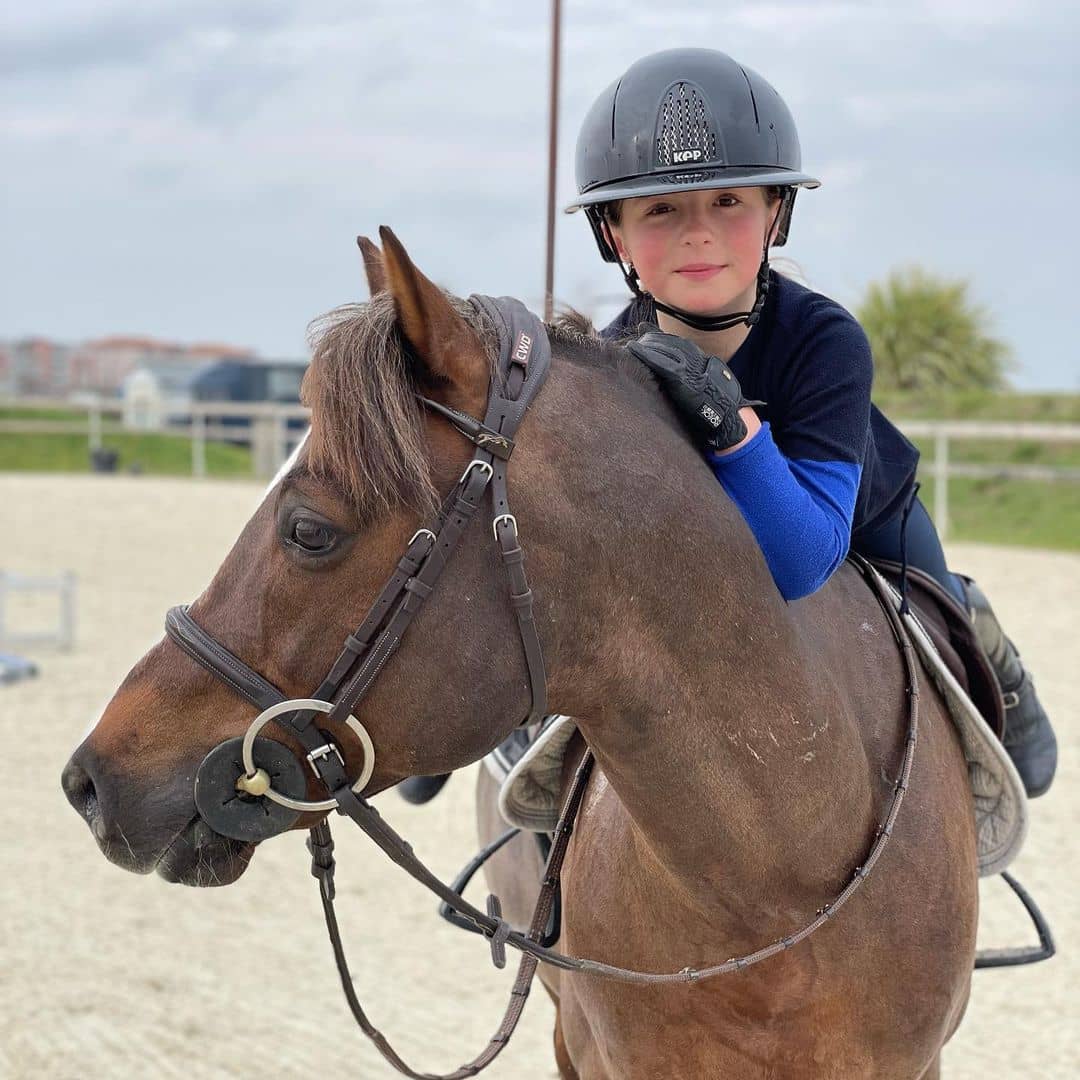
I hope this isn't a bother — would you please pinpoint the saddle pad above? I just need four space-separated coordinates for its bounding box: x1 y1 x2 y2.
484 567 1027 877
485 715 578 833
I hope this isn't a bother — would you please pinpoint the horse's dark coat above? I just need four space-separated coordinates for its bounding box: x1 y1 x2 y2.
63 232 977 1079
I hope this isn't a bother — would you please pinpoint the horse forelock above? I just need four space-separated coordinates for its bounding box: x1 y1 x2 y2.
301 290 498 519
300 294 655 521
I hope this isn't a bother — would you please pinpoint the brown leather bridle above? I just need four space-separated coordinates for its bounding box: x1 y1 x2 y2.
163 295 925 1079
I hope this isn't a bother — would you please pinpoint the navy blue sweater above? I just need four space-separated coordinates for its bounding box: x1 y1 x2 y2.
601 273 919 600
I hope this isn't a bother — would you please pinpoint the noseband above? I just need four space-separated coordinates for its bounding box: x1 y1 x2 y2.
161 295 928 1080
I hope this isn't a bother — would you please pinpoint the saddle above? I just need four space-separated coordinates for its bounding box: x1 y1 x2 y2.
865 557 1005 739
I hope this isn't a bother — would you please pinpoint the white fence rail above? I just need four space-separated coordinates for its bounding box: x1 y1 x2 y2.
0 571 77 651
1 396 309 480
2 401 1079 534
897 420 1080 540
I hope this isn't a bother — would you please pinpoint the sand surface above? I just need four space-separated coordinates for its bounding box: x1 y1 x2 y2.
2 474 1076 1078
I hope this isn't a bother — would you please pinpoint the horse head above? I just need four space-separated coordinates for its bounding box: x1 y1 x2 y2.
61 228 726 887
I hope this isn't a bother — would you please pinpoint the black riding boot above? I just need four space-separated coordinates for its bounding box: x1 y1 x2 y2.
962 578 1057 798
396 773 451 805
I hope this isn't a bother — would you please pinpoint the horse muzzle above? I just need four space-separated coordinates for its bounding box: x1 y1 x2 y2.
61 741 251 885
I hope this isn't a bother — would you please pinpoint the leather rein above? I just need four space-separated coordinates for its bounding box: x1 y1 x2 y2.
163 295 921 1080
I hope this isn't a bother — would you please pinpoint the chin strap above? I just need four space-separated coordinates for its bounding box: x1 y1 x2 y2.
645 261 770 332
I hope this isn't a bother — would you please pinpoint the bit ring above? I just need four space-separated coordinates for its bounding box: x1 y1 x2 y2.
240 698 375 812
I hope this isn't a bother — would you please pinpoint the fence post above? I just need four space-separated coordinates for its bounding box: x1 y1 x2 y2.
934 429 949 540
274 411 288 476
192 410 206 479
88 397 102 452
251 414 275 480
59 571 76 650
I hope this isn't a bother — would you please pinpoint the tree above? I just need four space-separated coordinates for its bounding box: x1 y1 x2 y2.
856 267 1014 394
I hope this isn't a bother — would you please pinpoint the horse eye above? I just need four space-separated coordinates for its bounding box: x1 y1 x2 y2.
289 517 336 553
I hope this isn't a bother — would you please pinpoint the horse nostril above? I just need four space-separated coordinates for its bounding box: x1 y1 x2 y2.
61 759 98 822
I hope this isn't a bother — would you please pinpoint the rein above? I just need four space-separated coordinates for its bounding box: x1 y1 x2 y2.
164 297 923 1079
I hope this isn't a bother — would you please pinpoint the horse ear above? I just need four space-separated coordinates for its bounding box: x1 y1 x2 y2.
356 236 386 297
378 225 486 396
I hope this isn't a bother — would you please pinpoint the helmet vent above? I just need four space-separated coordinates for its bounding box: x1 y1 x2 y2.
656 82 716 167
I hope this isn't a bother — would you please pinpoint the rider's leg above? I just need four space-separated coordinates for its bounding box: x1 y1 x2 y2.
852 494 966 603
958 576 1057 796
396 773 451 805
852 496 1056 798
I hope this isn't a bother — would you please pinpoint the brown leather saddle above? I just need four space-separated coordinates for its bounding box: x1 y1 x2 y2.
862 556 1005 740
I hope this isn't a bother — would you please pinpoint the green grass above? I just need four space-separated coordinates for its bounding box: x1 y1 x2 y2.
905 436 1080 469
917 475 1080 551
0 405 92 421
873 389 1080 423
874 390 1080 552
0 431 253 476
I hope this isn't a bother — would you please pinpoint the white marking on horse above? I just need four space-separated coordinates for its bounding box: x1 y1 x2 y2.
263 428 310 499
584 769 609 816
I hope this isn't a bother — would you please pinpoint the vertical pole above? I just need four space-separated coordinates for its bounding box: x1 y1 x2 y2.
934 428 949 541
253 415 274 480
543 0 562 322
193 409 206 479
88 396 102 452
0 571 7 648
274 410 288 475
60 570 76 650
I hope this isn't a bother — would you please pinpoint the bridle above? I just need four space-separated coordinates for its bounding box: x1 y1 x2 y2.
163 295 924 1079
170 295 553 845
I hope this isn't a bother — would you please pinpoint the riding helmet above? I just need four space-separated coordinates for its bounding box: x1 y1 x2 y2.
565 47 819 255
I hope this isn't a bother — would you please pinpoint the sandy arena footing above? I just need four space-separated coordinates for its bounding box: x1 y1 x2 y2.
3 474 1075 1078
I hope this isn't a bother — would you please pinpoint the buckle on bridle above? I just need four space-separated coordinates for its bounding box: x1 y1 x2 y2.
492 513 518 541
460 459 494 484
306 742 345 777
408 528 436 550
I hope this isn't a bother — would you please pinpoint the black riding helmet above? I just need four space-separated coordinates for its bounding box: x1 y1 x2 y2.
564 48 820 332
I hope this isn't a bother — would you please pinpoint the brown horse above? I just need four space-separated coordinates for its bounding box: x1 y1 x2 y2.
62 230 977 1078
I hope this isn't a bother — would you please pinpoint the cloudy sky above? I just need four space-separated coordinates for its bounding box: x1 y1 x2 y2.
2 0 1077 388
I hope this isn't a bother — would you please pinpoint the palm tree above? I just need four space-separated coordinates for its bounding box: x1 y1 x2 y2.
856 268 1014 394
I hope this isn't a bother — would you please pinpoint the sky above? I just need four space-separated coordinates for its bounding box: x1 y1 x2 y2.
2 0 1077 389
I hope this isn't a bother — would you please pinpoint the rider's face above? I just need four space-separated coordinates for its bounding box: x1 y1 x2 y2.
609 187 780 315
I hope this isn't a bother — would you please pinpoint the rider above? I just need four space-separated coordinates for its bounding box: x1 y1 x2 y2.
399 47 1056 803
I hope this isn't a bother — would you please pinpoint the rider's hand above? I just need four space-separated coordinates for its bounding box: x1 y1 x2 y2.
627 332 763 453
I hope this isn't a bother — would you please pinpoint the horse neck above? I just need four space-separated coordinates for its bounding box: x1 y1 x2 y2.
531 351 875 918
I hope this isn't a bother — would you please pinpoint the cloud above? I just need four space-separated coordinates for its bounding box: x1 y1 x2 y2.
1 0 1077 388
0 2 293 78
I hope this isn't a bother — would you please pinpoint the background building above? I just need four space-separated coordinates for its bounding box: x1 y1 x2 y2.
0 338 74 398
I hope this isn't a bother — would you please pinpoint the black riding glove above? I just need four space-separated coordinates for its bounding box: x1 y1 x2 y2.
627 331 762 453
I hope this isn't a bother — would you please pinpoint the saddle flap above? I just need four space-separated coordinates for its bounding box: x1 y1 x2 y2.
864 557 1005 740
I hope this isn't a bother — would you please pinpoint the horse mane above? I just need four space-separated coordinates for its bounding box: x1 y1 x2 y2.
550 307 658 390
302 290 497 519
301 293 654 519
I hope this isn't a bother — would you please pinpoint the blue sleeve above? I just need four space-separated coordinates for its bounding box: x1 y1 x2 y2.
706 422 861 601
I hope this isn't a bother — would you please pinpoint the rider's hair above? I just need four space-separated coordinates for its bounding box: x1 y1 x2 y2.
600 185 785 226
